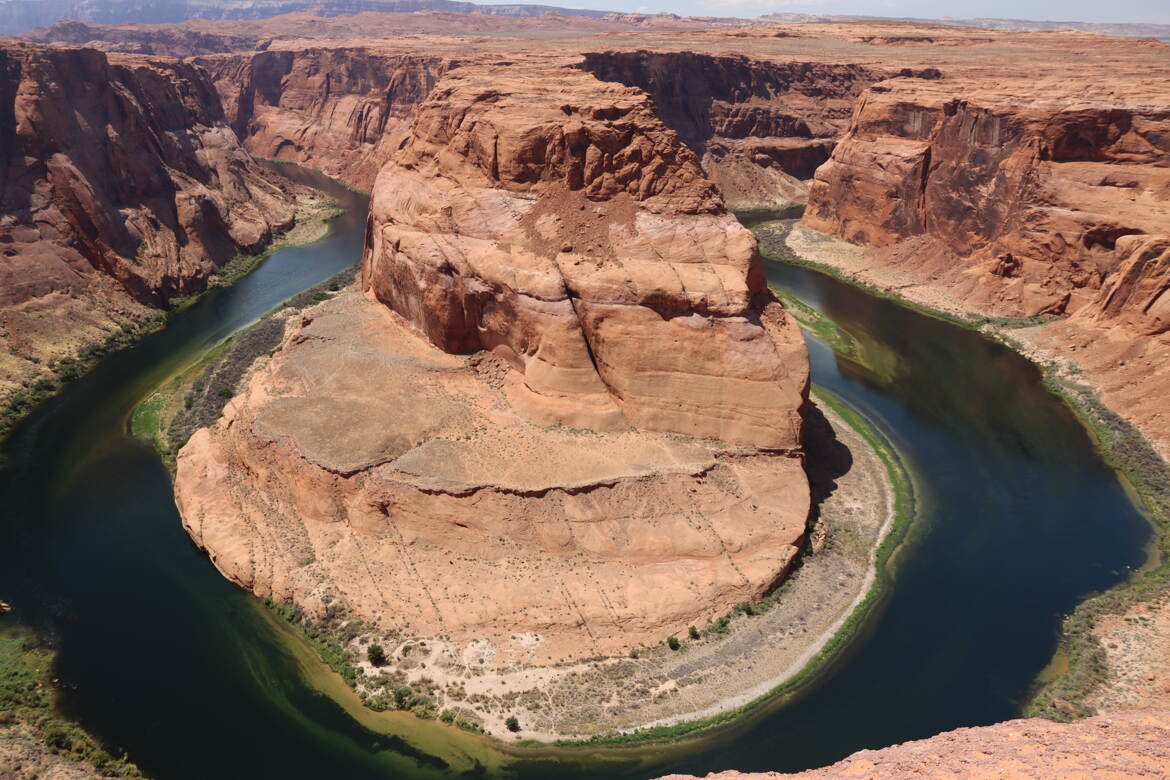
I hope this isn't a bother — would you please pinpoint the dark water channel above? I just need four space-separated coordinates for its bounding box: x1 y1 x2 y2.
0 189 1150 777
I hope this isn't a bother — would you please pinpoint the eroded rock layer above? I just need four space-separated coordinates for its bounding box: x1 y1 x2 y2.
361 61 808 448
196 48 451 189
804 78 1170 319
176 292 810 664
175 59 812 664
0 41 302 406
579 51 885 209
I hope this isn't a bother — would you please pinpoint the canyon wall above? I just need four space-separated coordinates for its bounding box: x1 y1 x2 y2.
175 59 812 666
195 48 450 189
804 79 1170 319
0 42 303 409
580 51 885 209
798 73 1170 454
189 47 883 201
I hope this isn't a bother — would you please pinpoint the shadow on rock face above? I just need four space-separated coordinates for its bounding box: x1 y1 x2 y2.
803 400 854 515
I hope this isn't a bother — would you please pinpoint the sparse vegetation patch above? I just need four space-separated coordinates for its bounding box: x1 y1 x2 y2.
0 627 142 778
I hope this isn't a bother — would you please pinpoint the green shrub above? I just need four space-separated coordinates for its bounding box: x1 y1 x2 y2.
505 715 520 732
367 644 387 667
666 636 681 651
688 625 700 640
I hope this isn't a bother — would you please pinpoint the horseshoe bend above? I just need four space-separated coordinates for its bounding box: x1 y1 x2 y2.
171 57 837 736
1 5 1170 777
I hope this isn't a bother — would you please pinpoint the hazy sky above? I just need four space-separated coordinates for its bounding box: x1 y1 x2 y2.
525 0 1170 24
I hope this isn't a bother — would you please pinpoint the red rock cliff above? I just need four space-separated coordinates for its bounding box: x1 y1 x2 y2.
579 51 889 209
804 79 1170 318
195 47 452 189
361 60 809 448
0 42 302 407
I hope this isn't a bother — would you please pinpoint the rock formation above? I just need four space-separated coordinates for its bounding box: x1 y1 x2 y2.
196 47 450 189
362 61 808 446
658 711 1170 779
0 42 303 410
804 78 1170 319
579 51 883 209
174 59 811 665
1082 235 1170 337
797 68 1170 456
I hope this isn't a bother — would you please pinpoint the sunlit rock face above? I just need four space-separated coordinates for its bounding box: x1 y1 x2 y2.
175 58 813 666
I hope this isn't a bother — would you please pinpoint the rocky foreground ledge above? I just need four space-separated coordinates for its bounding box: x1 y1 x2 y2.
660 711 1170 779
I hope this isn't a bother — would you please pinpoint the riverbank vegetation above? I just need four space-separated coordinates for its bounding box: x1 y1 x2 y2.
768 287 857 359
753 220 1067 333
1025 375 1170 720
132 268 356 469
751 215 1170 723
0 312 167 448
2 194 339 452
0 627 141 778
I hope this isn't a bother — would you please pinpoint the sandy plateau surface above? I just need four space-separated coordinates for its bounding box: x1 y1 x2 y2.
176 288 895 739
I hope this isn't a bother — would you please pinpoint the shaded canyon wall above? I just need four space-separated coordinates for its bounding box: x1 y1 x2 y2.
0 41 303 409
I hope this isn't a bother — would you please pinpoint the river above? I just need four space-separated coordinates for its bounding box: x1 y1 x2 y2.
0 181 1151 778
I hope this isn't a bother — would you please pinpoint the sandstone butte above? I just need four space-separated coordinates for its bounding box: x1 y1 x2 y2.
9 8 1170 767
0 41 305 413
173 55 814 665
